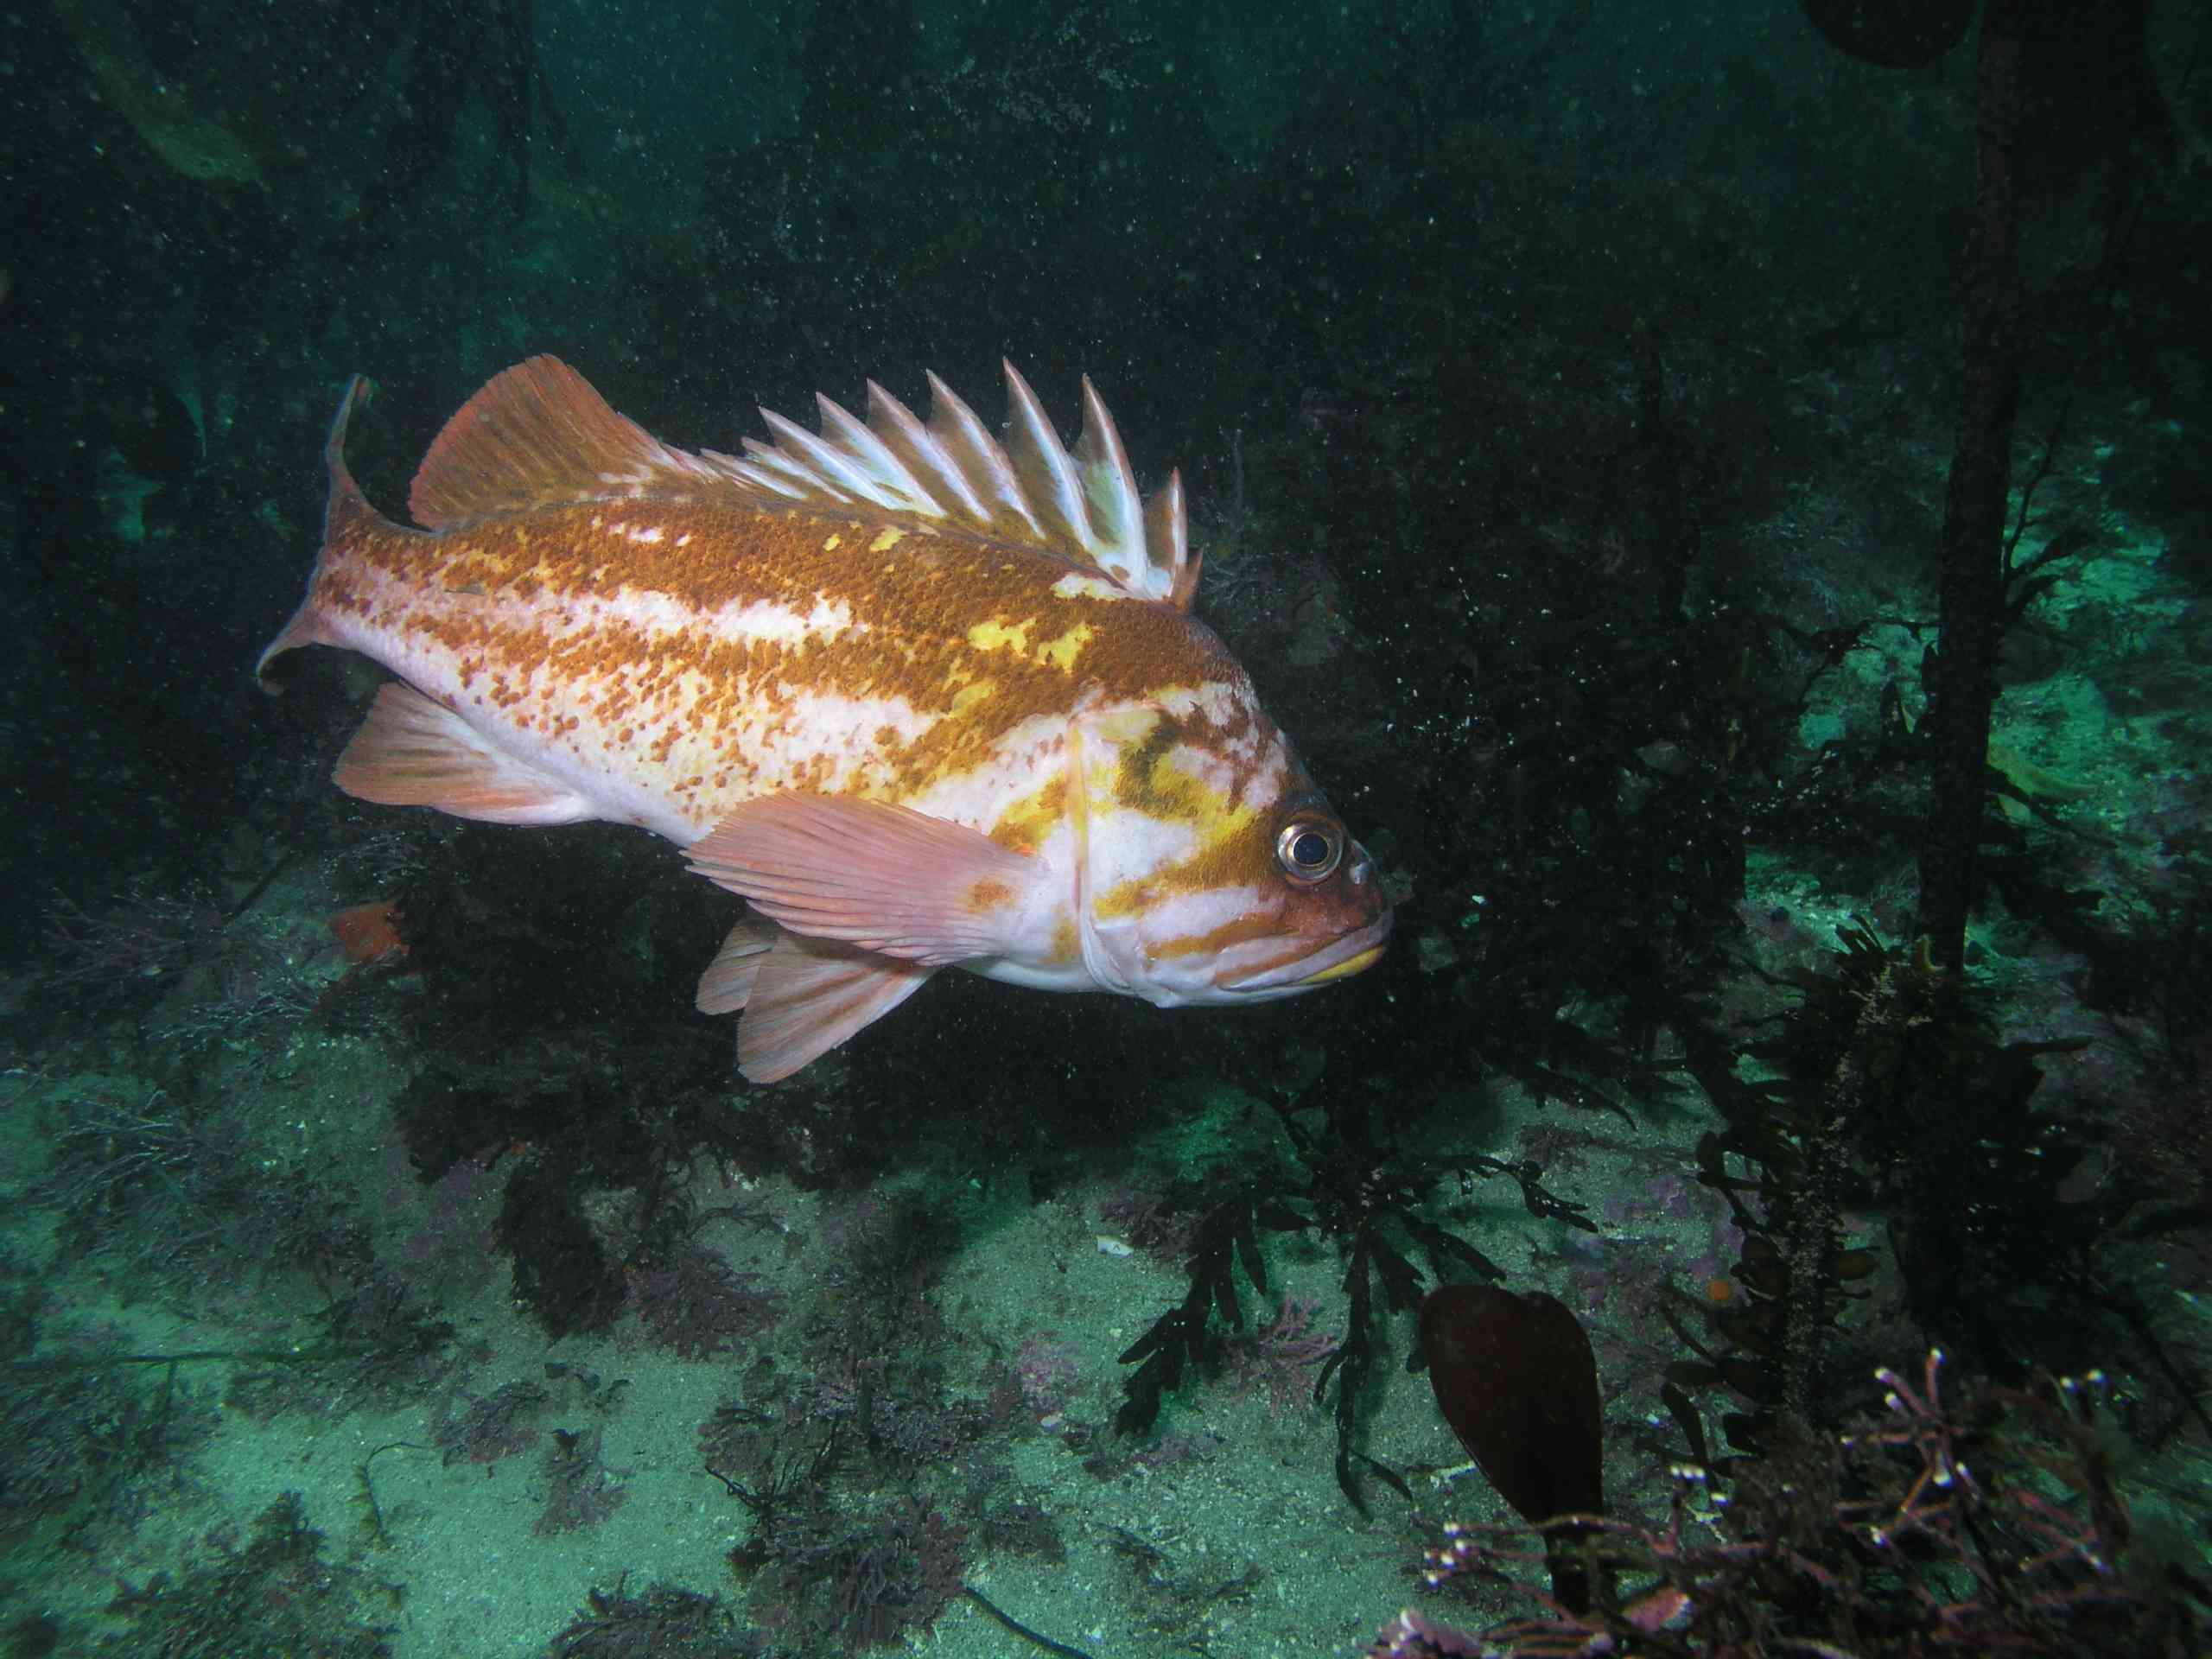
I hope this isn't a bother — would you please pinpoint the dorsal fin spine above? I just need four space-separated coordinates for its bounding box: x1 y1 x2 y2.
739 433 851 500
758 409 896 508
1147 470 1195 606
698 447 804 500
927 371 1040 539
1002 360 1098 563
1074 375 1144 585
868 381 991 524
818 393 940 515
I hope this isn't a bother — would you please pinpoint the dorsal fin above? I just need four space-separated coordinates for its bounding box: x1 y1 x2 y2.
409 355 726 530
412 354 1196 607
704 359 1196 609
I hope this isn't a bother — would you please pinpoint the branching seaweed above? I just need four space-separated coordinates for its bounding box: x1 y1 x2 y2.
104 1493 395 1659
1667 921 2212 1476
1116 1070 1595 1511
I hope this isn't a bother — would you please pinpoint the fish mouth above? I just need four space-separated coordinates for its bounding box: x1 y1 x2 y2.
1217 911 1394 995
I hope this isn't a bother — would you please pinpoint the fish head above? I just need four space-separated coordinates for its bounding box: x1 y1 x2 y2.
1073 700 1392 1007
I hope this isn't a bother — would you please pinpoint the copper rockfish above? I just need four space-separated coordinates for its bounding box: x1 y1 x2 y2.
258 356 1391 1080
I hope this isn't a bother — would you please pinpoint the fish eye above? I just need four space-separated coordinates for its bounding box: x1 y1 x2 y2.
1276 817 1342 883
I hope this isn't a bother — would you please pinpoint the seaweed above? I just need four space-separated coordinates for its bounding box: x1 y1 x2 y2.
1376 1351 2211 1657
102 1493 395 1659
546 1580 757 1659
1669 921 2152 1468
33 1086 377 1311
1116 1068 1595 1511
628 1246 784 1362
0 1342 219 1542
715 1447 968 1653
699 1379 1071 1655
389 1041 767 1344
499 1154 629 1339
433 1379 549 1466
533 1426 630 1537
1114 1197 1276 1437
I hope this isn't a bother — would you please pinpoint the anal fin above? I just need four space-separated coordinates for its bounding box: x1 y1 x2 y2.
335 682 597 826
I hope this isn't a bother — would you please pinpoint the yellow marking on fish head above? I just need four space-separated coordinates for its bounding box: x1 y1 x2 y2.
1073 699 1392 1006
1302 942 1388 982
988 773 1068 856
1091 707 1273 918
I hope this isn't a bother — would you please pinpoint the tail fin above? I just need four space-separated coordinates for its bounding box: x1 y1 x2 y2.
254 374 385 685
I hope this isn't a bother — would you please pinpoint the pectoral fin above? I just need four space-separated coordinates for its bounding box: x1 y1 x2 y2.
685 793 1039 967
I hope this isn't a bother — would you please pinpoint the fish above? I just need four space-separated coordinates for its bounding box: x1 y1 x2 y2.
257 355 1391 1081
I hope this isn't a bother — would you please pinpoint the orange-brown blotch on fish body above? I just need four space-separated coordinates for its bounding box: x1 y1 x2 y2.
257 353 1391 1080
